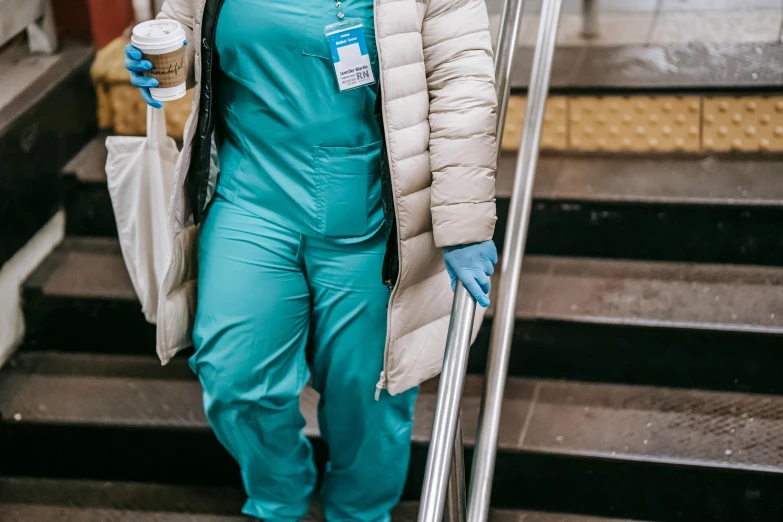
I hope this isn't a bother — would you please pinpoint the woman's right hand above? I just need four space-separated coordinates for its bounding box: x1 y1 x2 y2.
124 44 163 109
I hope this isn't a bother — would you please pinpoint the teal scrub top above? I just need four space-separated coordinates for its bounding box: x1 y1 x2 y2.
214 0 384 243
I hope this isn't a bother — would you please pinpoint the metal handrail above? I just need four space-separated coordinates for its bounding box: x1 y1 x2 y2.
443 413 467 522
417 0 563 519
418 283 475 522
582 0 599 38
468 1 563 521
493 0 528 147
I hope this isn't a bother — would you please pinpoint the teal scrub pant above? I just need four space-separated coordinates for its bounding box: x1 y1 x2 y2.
191 195 418 522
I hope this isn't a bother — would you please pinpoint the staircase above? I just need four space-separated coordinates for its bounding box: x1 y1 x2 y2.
4 3 783 521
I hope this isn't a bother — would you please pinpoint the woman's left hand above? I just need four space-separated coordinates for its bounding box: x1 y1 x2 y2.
442 240 498 308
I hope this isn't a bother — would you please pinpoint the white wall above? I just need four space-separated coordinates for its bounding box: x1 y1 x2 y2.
0 211 64 367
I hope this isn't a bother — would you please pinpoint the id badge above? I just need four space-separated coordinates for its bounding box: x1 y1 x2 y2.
324 19 376 92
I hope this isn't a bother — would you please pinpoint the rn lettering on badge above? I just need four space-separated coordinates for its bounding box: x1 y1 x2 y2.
356 65 371 81
325 20 376 92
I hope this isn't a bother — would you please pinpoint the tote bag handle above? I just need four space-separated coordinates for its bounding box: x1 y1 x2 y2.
146 105 168 145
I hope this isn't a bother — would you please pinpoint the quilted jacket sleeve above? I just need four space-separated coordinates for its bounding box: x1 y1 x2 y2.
157 0 196 89
422 0 498 248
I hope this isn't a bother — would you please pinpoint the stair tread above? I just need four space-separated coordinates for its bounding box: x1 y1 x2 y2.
0 41 62 113
0 477 244 516
0 505 245 521
0 43 94 135
0 506 633 522
501 156 783 206
26 237 134 300
64 135 783 207
3 353 782 475
0 367 315 432
0 478 633 522
507 256 783 333
29 237 783 333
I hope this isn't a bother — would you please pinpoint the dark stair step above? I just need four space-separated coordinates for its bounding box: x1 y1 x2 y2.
0 42 96 266
475 255 783 393
0 353 779 521
497 154 783 265
0 477 632 522
62 133 115 237
0 477 246 521
22 237 783 393
22 237 155 354
61 136 783 265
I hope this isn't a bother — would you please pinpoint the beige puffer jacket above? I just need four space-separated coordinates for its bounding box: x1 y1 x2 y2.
156 0 498 395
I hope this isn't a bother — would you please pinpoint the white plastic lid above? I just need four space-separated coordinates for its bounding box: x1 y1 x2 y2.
131 20 185 49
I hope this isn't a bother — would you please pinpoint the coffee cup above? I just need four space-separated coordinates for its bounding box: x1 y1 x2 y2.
131 20 187 102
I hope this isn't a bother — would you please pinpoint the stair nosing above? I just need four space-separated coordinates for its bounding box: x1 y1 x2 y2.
4 359 783 477
27 239 783 334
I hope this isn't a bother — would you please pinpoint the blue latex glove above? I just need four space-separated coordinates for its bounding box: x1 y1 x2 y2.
442 240 498 308
124 40 187 109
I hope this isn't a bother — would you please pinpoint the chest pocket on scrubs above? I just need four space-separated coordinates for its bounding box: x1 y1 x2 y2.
314 141 381 237
303 17 377 64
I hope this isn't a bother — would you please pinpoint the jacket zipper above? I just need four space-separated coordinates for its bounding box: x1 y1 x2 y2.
373 0 402 399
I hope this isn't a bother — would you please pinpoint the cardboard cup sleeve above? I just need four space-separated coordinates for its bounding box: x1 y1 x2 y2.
142 46 187 88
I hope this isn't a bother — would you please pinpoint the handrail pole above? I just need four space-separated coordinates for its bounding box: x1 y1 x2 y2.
582 0 599 39
493 0 527 141
444 415 467 522
417 283 475 522
466 2 563 522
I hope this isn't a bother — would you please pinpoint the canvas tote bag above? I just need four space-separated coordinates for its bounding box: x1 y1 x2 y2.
105 106 179 323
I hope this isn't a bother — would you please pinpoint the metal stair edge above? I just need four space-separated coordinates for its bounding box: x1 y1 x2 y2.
23 237 783 335
3 355 783 477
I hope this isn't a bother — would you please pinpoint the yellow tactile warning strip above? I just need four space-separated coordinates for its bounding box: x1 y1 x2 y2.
502 95 783 153
571 96 702 153
703 97 783 153
501 96 568 151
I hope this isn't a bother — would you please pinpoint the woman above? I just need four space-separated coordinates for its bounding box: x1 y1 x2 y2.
124 0 498 519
